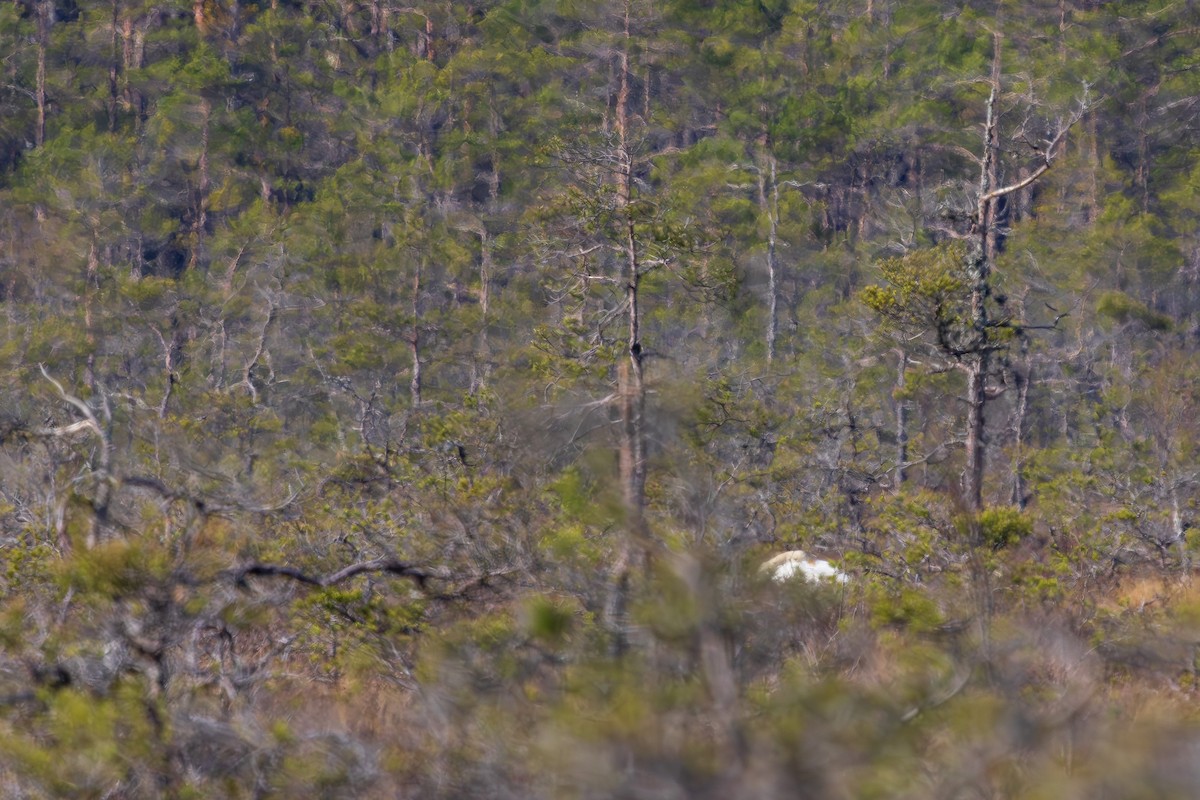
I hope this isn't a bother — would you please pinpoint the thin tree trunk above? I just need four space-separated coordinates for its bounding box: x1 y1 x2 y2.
1086 114 1099 223
121 13 147 124
418 15 435 62
470 225 492 395
189 98 211 271
469 103 502 394
963 38 1002 513
1172 490 1189 576
154 317 184 420
370 0 383 47
1136 94 1150 212
617 2 645 538
963 345 988 507
108 0 120 132
1010 363 1029 509
35 0 51 148
895 349 909 488
410 260 422 407
983 115 1001 263
757 145 780 363
605 0 647 657
479 224 491 319
122 14 135 109
958 31 1078 510
1058 0 1069 60
85 239 99 390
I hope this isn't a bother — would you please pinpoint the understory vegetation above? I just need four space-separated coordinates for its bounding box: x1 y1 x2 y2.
2 0 1200 796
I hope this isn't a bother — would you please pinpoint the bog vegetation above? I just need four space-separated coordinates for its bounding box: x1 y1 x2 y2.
2 0 1200 796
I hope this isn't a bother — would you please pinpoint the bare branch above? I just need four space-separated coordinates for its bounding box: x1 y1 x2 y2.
229 558 444 590
122 473 300 518
38 364 103 437
1018 310 1069 332
232 290 278 403
979 90 1093 204
979 161 1054 204
31 419 98 438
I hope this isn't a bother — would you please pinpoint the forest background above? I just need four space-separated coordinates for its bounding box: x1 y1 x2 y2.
1 0 1200 796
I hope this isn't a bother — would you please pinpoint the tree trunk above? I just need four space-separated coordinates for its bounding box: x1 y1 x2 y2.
955 31 1078 511
410 260 422 407
604 0 647 657
470 226 492 395
962 40 1002 513
1172 490 1189 576
189 98 211 271
616 0 646 534
108 0 120 132
1085 114 1099 224
1136 94 1150 212
121 13 147 124
469 103 503 394
35 0 51 148
1010 361 1029 510
963 357 988 511
756 146 780 363
895 349 909 488
85 239 99 390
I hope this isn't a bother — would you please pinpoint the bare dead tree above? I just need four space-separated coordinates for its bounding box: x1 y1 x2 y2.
959 35 1087 511
36 365 113 548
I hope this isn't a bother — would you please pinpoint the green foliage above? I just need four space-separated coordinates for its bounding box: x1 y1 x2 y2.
0 682 162 798
1 0 1200 796
862 242 968 338
1096 290 1173 330
977 507 1033 550
523 594 580 647
869 585 945 633
59 540 170 600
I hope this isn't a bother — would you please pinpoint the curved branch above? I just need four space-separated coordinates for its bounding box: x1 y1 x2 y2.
38 364 104 438
229 558 442 590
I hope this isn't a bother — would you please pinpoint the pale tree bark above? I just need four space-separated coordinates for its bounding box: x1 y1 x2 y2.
1010 368 1030 509
895 349 909 489
962 56 1000 512
469 225 493 395
85 238 100 390
963 359 988 511
603 0 648 657
961 34 1080 511
152 318 184 419
38 367 113 550
235 292 276 406
1171 489 1190 577
755 144 781 363
34 0 51 148
469 104 502 395
1085 114 1100 223
410 259 423 407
